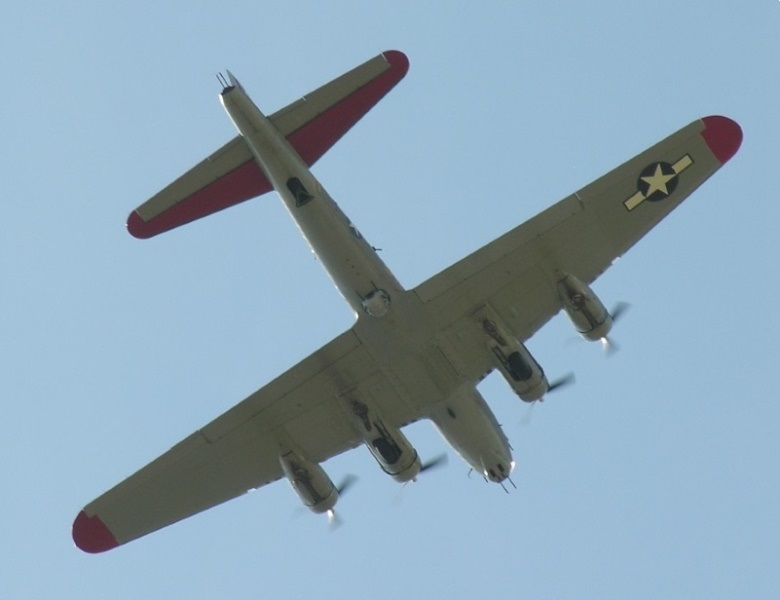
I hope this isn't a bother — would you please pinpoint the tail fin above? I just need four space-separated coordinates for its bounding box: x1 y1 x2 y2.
127 50 409 239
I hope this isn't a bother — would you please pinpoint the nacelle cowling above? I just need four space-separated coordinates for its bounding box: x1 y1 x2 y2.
279 448 338 514
481 313 548 403
345 399 421 482
557 273 612 341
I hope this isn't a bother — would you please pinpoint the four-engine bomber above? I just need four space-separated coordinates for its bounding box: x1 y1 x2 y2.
72 49 742 553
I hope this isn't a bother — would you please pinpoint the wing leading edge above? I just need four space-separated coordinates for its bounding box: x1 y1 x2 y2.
127 50 409 238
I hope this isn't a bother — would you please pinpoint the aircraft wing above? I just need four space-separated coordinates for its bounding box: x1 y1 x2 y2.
127 50 409 238
73 328 404 553
414 116 742 357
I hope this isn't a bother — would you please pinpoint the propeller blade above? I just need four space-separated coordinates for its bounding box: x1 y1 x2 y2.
420 453 448 473
393 455 447 506
392 482 409 506
322 475 358 529
610 302 630 323
599 302 629 356
518 402 536 427
548 372 575 392
336 474 357 496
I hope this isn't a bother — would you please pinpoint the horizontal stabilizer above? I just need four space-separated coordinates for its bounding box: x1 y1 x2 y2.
128 50 409 238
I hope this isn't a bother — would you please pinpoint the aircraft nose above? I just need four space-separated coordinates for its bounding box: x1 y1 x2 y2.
486 460 513 483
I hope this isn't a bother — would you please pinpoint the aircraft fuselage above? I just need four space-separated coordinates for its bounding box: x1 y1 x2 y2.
220 75 403 317
219 74 514 485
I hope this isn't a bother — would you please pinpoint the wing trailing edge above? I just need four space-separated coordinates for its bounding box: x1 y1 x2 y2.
127 50 409 238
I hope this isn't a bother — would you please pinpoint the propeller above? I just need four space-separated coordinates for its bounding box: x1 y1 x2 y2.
326 475 358 530
548 372 575 394
419 453 448 474
610 302 630 322
336 474 357 495
519 373 575 425
518 402 536 427
326 509 343 530
601 302 631 355
394 454 449 505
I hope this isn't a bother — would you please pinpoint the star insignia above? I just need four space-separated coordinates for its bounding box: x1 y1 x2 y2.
640 163 677 198
624 155 693 211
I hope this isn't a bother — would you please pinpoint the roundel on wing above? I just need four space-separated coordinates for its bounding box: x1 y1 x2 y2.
636 162 679 202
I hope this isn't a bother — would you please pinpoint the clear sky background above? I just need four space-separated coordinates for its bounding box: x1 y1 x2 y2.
2 2 778 599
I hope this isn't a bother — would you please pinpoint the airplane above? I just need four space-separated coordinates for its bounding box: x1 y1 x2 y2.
72 50 742 553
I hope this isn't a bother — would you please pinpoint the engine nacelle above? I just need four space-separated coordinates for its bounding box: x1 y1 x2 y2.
279 448 338 514
345 399 421 482
480 312 549 402
556 273 612 341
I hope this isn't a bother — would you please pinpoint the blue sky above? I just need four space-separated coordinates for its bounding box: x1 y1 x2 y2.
2 2 779 598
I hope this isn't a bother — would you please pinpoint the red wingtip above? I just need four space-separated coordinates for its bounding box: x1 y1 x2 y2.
126 210 153 239
72 511 119 553
701 115 742 164
382 50 410 78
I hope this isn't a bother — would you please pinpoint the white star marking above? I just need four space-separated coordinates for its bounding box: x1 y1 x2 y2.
640 164 676 197
623 155 693 211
